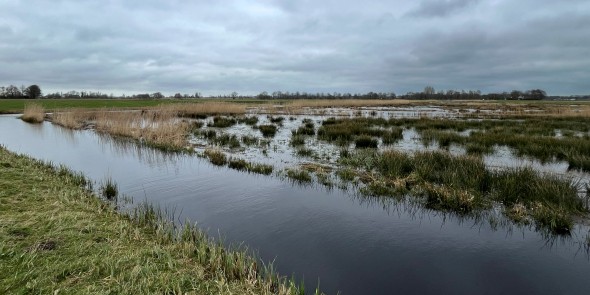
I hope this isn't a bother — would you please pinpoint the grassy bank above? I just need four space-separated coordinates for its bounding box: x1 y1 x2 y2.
0 147 307 294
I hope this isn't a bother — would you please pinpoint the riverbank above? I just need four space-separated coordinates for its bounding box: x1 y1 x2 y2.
0 146 306 294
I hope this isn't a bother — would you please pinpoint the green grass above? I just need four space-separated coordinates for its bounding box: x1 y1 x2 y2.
99 177 118 200
0 147 307 294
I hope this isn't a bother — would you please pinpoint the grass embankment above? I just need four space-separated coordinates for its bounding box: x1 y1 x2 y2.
20 103 45 123
338 149 588 235
0 147 307 294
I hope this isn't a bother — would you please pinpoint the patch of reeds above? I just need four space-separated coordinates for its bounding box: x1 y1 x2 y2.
295 147 314 157
268 116 285 124
258 124 278 137
285 169 313 184
237 116 259 125
20 103 45 123
290 134 306 146
165 102 247 117
208 116 237 128
99 177 118 200
355 136 378 149
241 135 259 146
204 149 227 166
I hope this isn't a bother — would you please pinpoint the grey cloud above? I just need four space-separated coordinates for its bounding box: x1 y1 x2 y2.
0 0 588 95
407 0 480 18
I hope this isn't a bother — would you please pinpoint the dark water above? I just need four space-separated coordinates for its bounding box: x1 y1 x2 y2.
1 115 589 295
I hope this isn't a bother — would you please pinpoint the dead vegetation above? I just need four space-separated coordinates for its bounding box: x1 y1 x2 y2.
20 103 45 123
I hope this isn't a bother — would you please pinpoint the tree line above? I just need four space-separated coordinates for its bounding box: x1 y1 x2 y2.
0 84 549 100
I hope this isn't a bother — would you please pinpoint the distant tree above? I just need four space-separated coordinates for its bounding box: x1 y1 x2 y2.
231 91 238 99
528 89 547 100
173 93 183 99
424 86 435 96
4 85 22 97
151 92 164 99
24 85 42 99
510 90 522 100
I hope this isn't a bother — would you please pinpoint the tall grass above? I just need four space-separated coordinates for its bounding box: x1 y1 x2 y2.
51 108 190 150
20 103 45 123
339 149 586 234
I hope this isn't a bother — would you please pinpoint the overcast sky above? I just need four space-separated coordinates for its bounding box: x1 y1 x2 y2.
1 0 589 96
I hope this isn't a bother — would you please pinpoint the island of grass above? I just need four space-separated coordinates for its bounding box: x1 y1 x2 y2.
0 147 307 294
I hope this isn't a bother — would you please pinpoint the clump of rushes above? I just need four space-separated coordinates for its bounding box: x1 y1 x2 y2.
381 128 403 145
204 149 227 166
211 134 241 149
238 116 259 125
295 147 314 157
100 177 118 200
258 125 278 137
286 169 313 184
268 116 285 124
293 119 315 136
21 103 45 123
355 135 378 148
247 163 273 175
228 158 248 170
290 134 306 146
241 135 258 146
208 116 237 128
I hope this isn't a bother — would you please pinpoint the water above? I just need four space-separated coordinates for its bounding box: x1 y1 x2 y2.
1 115 590 295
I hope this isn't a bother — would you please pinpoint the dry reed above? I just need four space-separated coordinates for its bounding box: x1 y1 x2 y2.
51 108 190 149
162 101 248 116
20 103 45 123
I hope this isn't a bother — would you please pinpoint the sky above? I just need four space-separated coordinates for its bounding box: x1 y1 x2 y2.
0 0 589 96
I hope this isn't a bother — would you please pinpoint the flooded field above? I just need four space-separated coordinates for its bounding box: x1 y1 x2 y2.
3 102 590 294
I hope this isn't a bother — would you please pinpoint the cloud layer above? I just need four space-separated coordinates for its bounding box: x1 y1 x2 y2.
1 0 589 95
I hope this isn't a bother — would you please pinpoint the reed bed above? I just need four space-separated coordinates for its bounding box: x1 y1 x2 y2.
163 101 248 117
20 103 45 123
51 108 190 150
287 99 412 108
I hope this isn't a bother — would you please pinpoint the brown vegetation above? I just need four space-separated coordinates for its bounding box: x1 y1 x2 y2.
20 103 45 123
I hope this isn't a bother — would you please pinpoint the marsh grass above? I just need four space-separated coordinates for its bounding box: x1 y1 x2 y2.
286 169 313 184
295 147 314 157
0 147 307 294
99 177 118 200
238 116 259 125
258 124 278 137
241 135 259 146
52 108 190 150
209 116 238 128
339 149 586 234
20 103 45 123
167 101 247 117
204 149 227 166
355 136 378 149
290 134 306 146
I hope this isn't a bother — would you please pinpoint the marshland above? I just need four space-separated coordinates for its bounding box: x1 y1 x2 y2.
3 99 590 294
